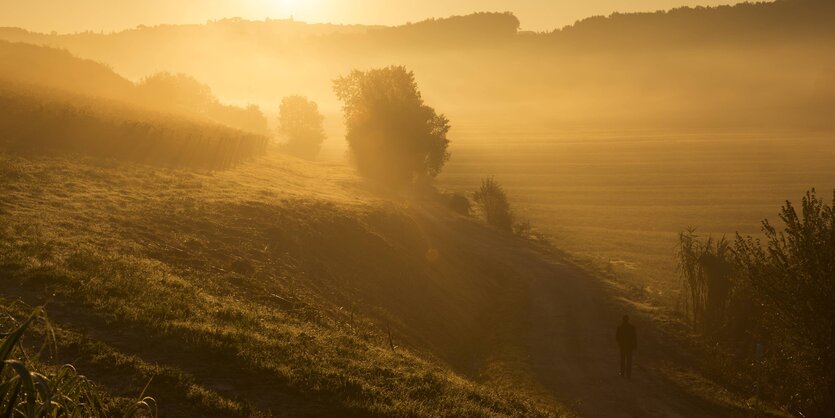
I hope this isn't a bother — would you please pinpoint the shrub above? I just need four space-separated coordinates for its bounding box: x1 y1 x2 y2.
333 66 450 187
448 193 471 216
473 177 513 232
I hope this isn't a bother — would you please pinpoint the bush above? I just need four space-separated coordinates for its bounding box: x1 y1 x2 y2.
333 66 450 187
277 95 326 159
448 193 471 216
473 177 513 232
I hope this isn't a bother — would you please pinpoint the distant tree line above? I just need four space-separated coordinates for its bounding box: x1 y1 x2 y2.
678 189 835 416
136 72 269 135
366 12 520 49
549 0 835 50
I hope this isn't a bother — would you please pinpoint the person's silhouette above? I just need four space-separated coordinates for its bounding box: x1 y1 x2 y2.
616 315 637 378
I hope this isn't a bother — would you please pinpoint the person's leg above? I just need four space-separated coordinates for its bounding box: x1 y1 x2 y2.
619 349 626 377
625 350 633 378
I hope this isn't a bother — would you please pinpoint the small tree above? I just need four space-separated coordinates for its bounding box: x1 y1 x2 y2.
473 177 513 232
277 95 326 159
333 66 450 186
735 189 835 412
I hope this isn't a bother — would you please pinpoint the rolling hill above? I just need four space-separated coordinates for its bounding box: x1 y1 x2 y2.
0 40 270 136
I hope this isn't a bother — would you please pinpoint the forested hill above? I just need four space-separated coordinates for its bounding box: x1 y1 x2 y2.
2 1 832 49
547 0 835 49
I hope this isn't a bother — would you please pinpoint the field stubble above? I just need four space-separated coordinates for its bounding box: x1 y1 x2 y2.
438 128 835 305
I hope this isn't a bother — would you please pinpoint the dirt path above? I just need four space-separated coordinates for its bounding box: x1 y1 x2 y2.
524 255 734 417
413 202 752 418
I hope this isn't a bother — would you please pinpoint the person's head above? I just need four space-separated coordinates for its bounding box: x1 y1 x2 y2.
622 314 630 324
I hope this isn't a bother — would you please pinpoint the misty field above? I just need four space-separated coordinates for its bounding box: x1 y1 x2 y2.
439 128 835 304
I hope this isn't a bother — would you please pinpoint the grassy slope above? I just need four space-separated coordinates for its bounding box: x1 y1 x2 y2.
0 151 557 417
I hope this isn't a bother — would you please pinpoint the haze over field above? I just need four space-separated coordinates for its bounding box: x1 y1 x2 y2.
0 1 834 417
1 0 753 33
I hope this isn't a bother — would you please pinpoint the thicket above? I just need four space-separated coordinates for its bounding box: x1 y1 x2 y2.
0 82 267 170
678 189 835 416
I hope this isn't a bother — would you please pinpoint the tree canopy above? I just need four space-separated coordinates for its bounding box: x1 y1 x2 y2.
333 66 450 186
277 95 326 159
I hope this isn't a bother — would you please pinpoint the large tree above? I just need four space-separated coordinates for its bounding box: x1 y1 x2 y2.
333 66 450 186
277 95 326 159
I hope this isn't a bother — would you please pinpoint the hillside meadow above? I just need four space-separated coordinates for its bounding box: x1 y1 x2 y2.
0 150 561 417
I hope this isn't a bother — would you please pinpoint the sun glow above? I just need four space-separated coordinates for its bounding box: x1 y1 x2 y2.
263 0 324 19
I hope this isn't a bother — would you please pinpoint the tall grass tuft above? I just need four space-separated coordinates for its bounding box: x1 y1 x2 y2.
0 308 157 418
676 228 735 333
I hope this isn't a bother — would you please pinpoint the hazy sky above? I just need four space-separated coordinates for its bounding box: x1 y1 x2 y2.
1 0 752 33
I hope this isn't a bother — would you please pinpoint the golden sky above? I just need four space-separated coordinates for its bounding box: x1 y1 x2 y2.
0 0 751 33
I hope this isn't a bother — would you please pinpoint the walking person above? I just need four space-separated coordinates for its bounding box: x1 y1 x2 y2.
616 315 637 378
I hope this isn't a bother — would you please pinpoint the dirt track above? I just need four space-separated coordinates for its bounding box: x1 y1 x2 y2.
414 202 757 418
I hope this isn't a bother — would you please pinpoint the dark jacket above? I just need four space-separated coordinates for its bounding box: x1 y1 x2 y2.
616 323 636 351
